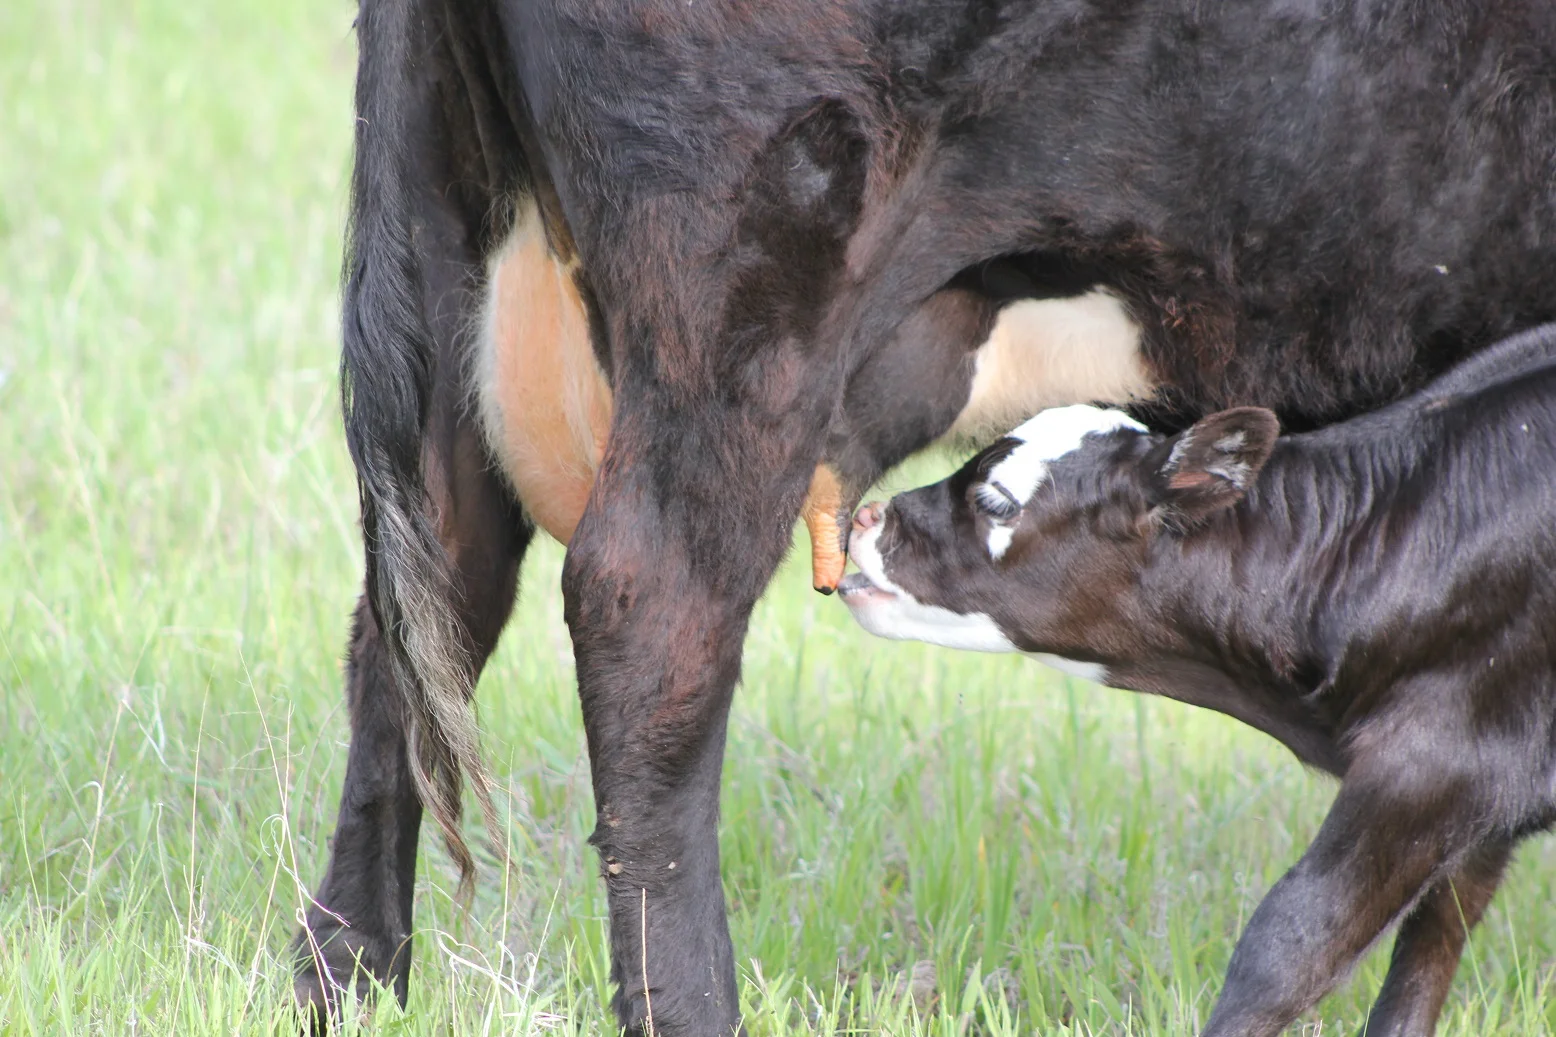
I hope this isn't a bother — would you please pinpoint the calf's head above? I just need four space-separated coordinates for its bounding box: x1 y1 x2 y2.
839 404 1279 672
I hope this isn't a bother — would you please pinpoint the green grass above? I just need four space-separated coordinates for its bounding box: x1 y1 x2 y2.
2 1 1554 1033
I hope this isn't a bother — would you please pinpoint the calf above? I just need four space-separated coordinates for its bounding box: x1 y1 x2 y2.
841 324 1556 1037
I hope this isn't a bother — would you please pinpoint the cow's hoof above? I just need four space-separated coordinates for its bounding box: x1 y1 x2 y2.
291 927 385 1033
292 971 335 1036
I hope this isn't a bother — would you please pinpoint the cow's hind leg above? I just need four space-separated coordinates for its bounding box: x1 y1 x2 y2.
293 595 423 1018
294 410 530 1025
1362 840 1512 1037
292 0 536 1020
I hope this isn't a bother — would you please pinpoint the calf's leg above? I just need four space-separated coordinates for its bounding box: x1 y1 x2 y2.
1201 757 1491 1037
1362 840 1512 1037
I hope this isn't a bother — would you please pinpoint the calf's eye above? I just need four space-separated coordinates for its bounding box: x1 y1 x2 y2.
973 482 1021 521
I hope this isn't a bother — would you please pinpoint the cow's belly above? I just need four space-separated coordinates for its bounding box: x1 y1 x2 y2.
472 199 610 545
946 289 1153 444
474 214 1152 554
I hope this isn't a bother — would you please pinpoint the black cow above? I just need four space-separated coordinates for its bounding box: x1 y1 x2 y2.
840 323 1556 1037
296 1 1556 1034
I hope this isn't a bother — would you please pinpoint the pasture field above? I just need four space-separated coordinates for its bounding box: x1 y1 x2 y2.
2 2 1555 1033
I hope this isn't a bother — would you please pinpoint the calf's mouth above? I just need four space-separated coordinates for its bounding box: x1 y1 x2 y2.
836 571 896 602
837 500 902 604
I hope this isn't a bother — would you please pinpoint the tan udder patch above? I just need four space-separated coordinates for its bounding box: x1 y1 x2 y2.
474 201 958 592
474 200 611 545
946 289 1155 444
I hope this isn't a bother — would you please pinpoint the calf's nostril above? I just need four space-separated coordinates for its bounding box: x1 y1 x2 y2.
852 501 883 532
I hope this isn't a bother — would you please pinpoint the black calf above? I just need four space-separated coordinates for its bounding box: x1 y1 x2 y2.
842 325 1556 1037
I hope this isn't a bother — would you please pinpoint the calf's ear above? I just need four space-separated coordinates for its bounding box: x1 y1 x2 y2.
1152 407 1279 527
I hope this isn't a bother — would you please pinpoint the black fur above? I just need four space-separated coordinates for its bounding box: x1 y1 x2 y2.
304 0 1556 1032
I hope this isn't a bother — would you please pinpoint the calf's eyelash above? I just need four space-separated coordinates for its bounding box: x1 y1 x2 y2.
974 482 1021 520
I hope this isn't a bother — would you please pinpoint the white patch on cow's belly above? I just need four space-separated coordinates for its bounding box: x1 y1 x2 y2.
1025 653 1109 684
946 289 1154 444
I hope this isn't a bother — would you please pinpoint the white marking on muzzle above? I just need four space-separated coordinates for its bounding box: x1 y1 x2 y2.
980 405 1147 559
844 517 1017 653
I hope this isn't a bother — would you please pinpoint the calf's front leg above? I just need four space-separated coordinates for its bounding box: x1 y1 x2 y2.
1202 754 1493 1037
1362 840 1511 1037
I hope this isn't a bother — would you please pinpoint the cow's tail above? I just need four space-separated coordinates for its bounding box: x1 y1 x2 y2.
339 0 502 896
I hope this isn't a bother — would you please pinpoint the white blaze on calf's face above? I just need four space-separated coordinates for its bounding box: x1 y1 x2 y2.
979 405 1146 560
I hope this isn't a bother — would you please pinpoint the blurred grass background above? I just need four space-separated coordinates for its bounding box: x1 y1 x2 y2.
1 1 1554 1033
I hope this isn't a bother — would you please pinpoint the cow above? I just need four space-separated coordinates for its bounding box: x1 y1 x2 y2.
294 1 1556 1034
841 323 1556 1036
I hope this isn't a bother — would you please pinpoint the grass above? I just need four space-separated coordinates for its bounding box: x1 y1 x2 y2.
1 1 1554 1033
